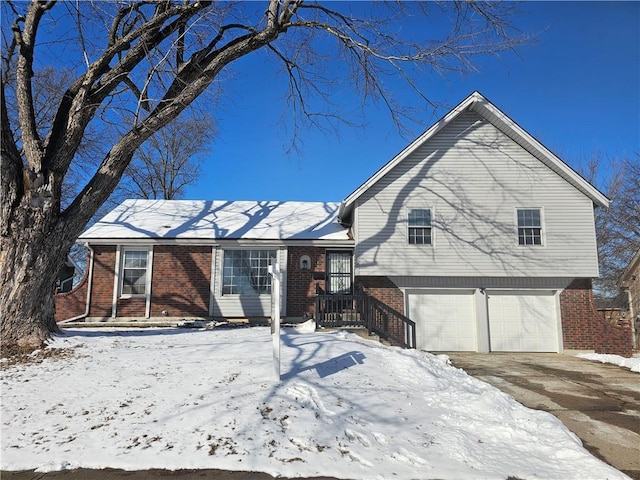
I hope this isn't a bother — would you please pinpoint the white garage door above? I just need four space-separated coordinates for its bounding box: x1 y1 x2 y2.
407 290 477 351
488 291 558 352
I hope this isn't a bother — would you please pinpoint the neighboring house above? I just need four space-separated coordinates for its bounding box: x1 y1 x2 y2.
56 256 77 293
620 248 640 349
56 91 634 356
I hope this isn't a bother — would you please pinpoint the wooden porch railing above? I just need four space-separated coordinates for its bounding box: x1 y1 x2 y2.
314 287 416 349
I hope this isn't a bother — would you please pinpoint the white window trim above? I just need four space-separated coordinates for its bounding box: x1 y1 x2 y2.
221 248 278 296
113 246 153 318
406 206 435 246
515 207 546 247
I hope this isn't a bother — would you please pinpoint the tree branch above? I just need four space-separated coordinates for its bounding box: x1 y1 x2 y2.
61 1 297 226
1 84 24 236
13 0 55 170
42 2 210 176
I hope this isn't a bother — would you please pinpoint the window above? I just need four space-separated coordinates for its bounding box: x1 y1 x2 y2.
408 208 432 245
517 209 542 245
121 249 149 295
326 251 352 294
222 250 277 295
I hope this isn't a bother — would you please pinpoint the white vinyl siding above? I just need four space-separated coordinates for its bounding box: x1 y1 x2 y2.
354 111 600 278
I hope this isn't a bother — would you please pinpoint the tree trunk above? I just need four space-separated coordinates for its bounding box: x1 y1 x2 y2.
0 200 73 355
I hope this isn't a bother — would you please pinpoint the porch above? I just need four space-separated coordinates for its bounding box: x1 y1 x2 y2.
314 288 417 349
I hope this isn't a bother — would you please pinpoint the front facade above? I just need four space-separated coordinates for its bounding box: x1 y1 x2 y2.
56 200 353 323
56 92 633 356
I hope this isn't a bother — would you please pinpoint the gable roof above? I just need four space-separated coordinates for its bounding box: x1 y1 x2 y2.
338 91 610 223
79 199 351 243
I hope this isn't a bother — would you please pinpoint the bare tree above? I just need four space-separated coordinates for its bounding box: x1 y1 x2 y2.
582 155 640 298
1 0 526 353
589 156 640 298
122 113 214 200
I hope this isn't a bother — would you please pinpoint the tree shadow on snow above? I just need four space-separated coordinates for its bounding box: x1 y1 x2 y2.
282 350 366 379
280 331 366 379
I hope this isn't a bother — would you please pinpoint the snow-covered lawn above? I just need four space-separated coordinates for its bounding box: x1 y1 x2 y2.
576 352 640 373
1 326 627 479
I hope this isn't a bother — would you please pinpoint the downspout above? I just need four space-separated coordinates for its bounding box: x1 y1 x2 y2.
59 243 94 324
627 286 637 350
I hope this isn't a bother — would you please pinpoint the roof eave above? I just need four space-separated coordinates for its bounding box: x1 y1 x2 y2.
79 237 355 247
470 97 610 208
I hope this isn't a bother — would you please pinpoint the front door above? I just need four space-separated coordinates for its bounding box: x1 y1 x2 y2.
326 251 352 294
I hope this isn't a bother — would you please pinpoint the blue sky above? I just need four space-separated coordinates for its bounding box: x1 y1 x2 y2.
183 1 639 203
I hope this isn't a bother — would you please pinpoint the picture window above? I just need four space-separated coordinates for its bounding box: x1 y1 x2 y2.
222 250 277 295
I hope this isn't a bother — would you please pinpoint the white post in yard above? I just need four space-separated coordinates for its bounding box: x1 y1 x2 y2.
268 261 282 380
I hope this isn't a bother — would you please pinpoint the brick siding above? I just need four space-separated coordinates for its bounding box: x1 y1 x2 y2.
116 297 146 317
286 246 326 318
150 245 211 317
560 278 633 357
355 276 404 315
55 245 213 321
54 245 116 321
91 246 118 318
61 245 633 357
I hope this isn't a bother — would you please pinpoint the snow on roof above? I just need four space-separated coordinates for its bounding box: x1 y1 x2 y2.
79 199 350 242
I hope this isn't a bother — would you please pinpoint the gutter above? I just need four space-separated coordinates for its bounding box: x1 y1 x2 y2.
59 243 94 324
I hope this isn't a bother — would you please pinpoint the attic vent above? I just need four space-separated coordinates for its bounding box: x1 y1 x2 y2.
161 225 172 228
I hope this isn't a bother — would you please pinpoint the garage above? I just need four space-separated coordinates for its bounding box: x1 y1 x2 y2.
407 290 477 351
487 291 559 352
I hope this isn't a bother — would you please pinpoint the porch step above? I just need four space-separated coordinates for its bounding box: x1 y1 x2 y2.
318 326 382 343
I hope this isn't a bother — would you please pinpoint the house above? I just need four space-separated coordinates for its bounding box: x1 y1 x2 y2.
56 91 634 356
64 200 351 321
620 248 640 349
56 256 78 293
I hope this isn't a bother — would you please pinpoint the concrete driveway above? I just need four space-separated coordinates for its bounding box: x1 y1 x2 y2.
446 352 640 480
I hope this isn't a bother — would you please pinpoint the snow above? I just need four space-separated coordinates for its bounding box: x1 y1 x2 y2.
1 327 628 479
577 353 640 373
79 199 350 241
